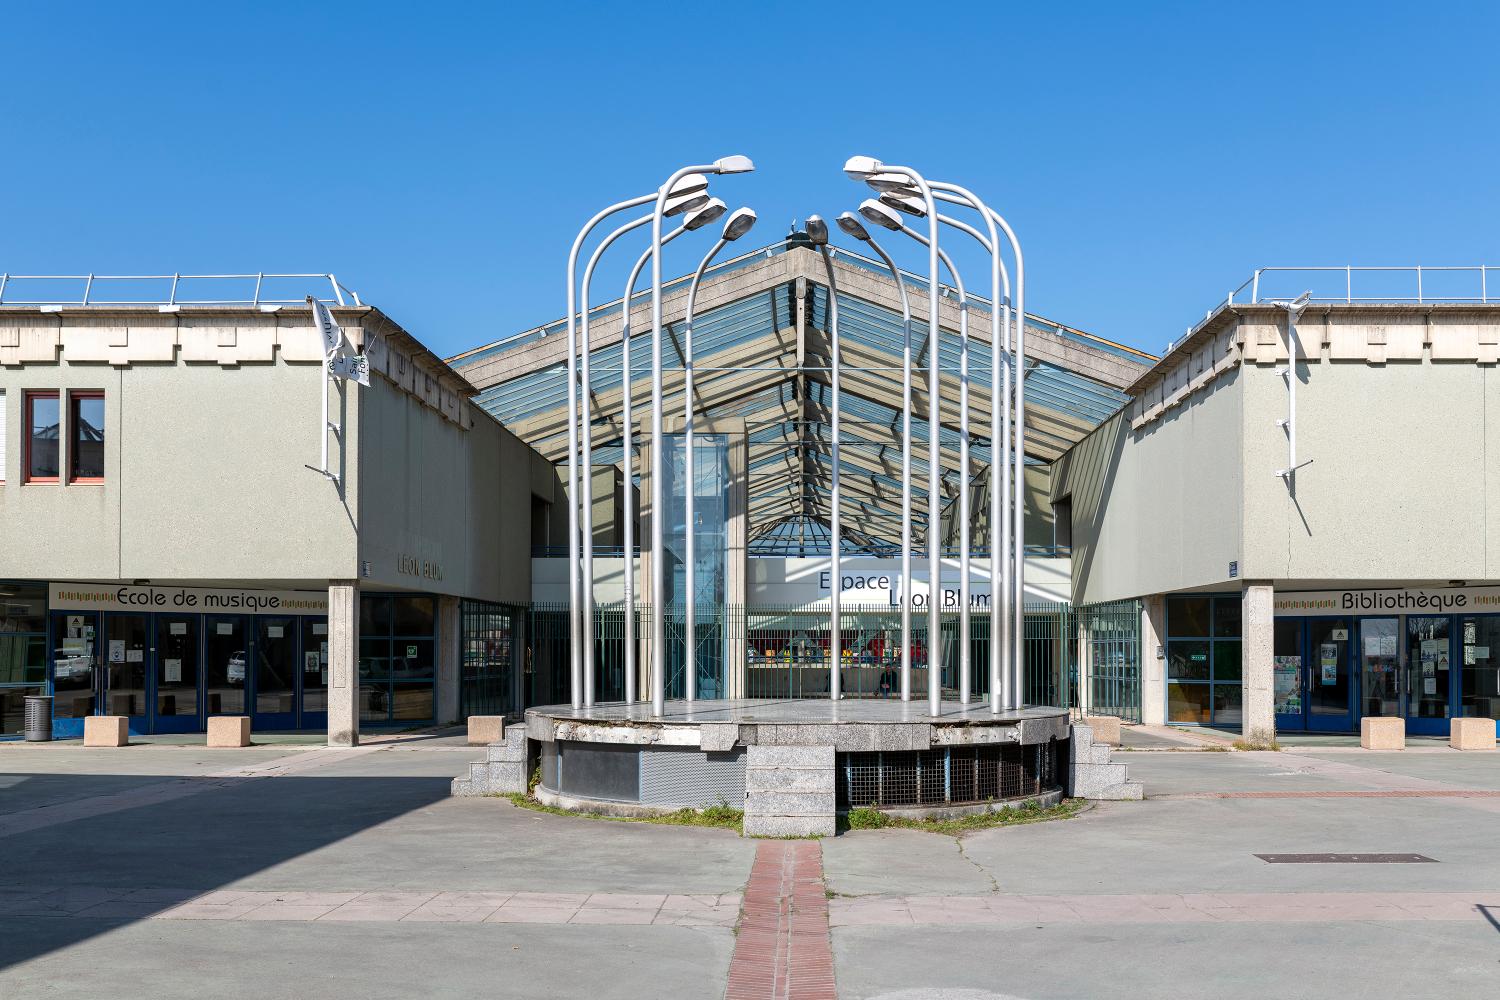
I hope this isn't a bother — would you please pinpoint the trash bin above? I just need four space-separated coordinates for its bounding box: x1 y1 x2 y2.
24 694 54 742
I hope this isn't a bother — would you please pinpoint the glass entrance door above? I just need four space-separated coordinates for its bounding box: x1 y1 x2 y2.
102 613 149 733
1359 617 1401 719
1273 618 1307 729
49 611 100 738
1406 616 1453 735
253 617 297 730
1305 617 1354 731
300 618 329 728
153 615 201 733
204 615 248 718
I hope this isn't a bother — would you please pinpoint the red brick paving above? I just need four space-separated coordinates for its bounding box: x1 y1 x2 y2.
724 840 836 1000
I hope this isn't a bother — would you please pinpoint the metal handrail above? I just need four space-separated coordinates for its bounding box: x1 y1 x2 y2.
0 272 362 307
1168 265 1498 352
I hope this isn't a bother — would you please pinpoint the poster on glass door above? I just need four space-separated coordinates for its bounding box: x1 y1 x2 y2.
1319 644 1339 685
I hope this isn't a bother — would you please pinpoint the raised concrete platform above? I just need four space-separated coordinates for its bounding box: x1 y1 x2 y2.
466 699 1140 835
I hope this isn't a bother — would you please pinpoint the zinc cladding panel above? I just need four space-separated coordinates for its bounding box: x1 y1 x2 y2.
639 747 747 808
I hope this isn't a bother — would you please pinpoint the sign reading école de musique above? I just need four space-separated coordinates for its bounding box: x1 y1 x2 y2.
49 583 329 616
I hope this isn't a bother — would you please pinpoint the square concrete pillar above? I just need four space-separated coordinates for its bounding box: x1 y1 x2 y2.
1075 620 1093 716
1361 716 1405 750
468 716 505 746
207 716 251 748
1450 717 1496 750
327 580 360 747
1139 595 1166 725
1242 584 1276 746
83 716 128 747
438 596 461 725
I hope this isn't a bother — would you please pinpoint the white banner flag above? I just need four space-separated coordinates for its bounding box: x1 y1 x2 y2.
328 352 370 386
309 297 345 355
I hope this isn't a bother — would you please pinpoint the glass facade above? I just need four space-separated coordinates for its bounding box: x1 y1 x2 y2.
0 583 48 735
664 433 728 699
359 594 437 724
1166 595 1242 725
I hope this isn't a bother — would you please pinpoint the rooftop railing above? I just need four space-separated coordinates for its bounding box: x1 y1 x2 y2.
1171 264 1498 351
0 272 362 308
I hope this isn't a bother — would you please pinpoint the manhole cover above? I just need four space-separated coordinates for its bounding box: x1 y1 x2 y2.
1254 853 1436 864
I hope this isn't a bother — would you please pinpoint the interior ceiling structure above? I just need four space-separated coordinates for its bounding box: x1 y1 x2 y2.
450 237 1155 555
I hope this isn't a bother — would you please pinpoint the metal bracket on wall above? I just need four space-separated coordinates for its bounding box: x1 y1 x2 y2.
1271 291 1313 488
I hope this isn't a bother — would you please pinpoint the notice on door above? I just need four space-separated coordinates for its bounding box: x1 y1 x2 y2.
1319 644 1338 685
164 659 182 683
305 652 320 674
108 640 125 663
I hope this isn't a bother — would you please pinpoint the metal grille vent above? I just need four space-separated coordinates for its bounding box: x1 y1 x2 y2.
839 741 1061 809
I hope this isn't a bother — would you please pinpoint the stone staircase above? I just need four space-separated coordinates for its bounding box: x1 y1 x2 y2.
1068 722 1143 800
451 722 528 797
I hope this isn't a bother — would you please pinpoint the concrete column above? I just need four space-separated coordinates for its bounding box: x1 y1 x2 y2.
1075 619 1092 716
511 610 527 713
1243 583 1276 745
1140 594 1166 725
437 596 461 725
328 580 360 747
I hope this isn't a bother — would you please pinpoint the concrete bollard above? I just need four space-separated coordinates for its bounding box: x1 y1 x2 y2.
1081 715 1122 745
1449 717 1497 751
1360 717 1405 750
207 716 251 748
467 715 506 746
83 716 129 747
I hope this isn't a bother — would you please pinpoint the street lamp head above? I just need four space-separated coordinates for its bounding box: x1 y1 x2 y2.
664 190 711 217
722 207 758 241
683 198 728 231
667 173 709 197
804 214 829 247
878 192 927 218
712 155 755 175
865 171 917 195
843 155 882 180
836 212 871 242
857 198 904 232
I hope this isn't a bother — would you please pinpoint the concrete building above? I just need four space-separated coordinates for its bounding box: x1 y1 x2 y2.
1055 270 1500 739
0 276 558 741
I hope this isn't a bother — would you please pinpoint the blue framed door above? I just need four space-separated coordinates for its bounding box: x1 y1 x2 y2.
1405 616 1455 736
101 612 151 735
203 614 249 719
1274 617 1308 730
251 617 298 730
1302 617 1355 732
299 617 329 730
49 610 100 738
151 614 202 733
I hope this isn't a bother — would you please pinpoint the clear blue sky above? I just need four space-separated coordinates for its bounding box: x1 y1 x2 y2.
3 1 1496 358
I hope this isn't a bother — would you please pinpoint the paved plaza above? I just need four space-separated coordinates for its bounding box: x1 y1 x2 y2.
2 733 1498 999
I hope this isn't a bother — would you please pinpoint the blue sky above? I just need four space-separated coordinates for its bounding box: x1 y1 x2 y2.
2 1 1496 358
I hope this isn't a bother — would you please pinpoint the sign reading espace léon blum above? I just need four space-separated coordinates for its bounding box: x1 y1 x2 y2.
49 583 329 616
1274 585 1500 616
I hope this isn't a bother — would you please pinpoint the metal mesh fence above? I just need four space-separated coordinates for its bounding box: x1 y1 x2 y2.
1079 601 1143 723
459 601 520 718
839 741 1062 808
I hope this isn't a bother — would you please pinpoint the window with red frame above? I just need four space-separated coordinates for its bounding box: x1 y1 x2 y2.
70 392 105 482
25 391 60 483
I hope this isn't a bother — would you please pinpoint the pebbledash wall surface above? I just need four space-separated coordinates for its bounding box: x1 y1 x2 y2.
0 300 561 740
1055 300 1500 738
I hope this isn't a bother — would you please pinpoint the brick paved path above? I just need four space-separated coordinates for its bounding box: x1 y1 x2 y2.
724 840 836 1000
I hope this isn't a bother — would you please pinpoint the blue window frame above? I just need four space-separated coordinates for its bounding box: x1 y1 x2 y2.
359 594 437 725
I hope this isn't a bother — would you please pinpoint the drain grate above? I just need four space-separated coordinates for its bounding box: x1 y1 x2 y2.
1254 853 1437 864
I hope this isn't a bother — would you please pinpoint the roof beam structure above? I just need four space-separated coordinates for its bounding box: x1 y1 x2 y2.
454 238 1153 555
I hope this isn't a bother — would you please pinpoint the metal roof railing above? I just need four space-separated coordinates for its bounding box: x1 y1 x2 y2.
0 272 362 308
1171 265 1498 352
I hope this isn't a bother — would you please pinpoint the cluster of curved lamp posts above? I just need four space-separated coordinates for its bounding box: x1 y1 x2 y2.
565 156 1025 719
